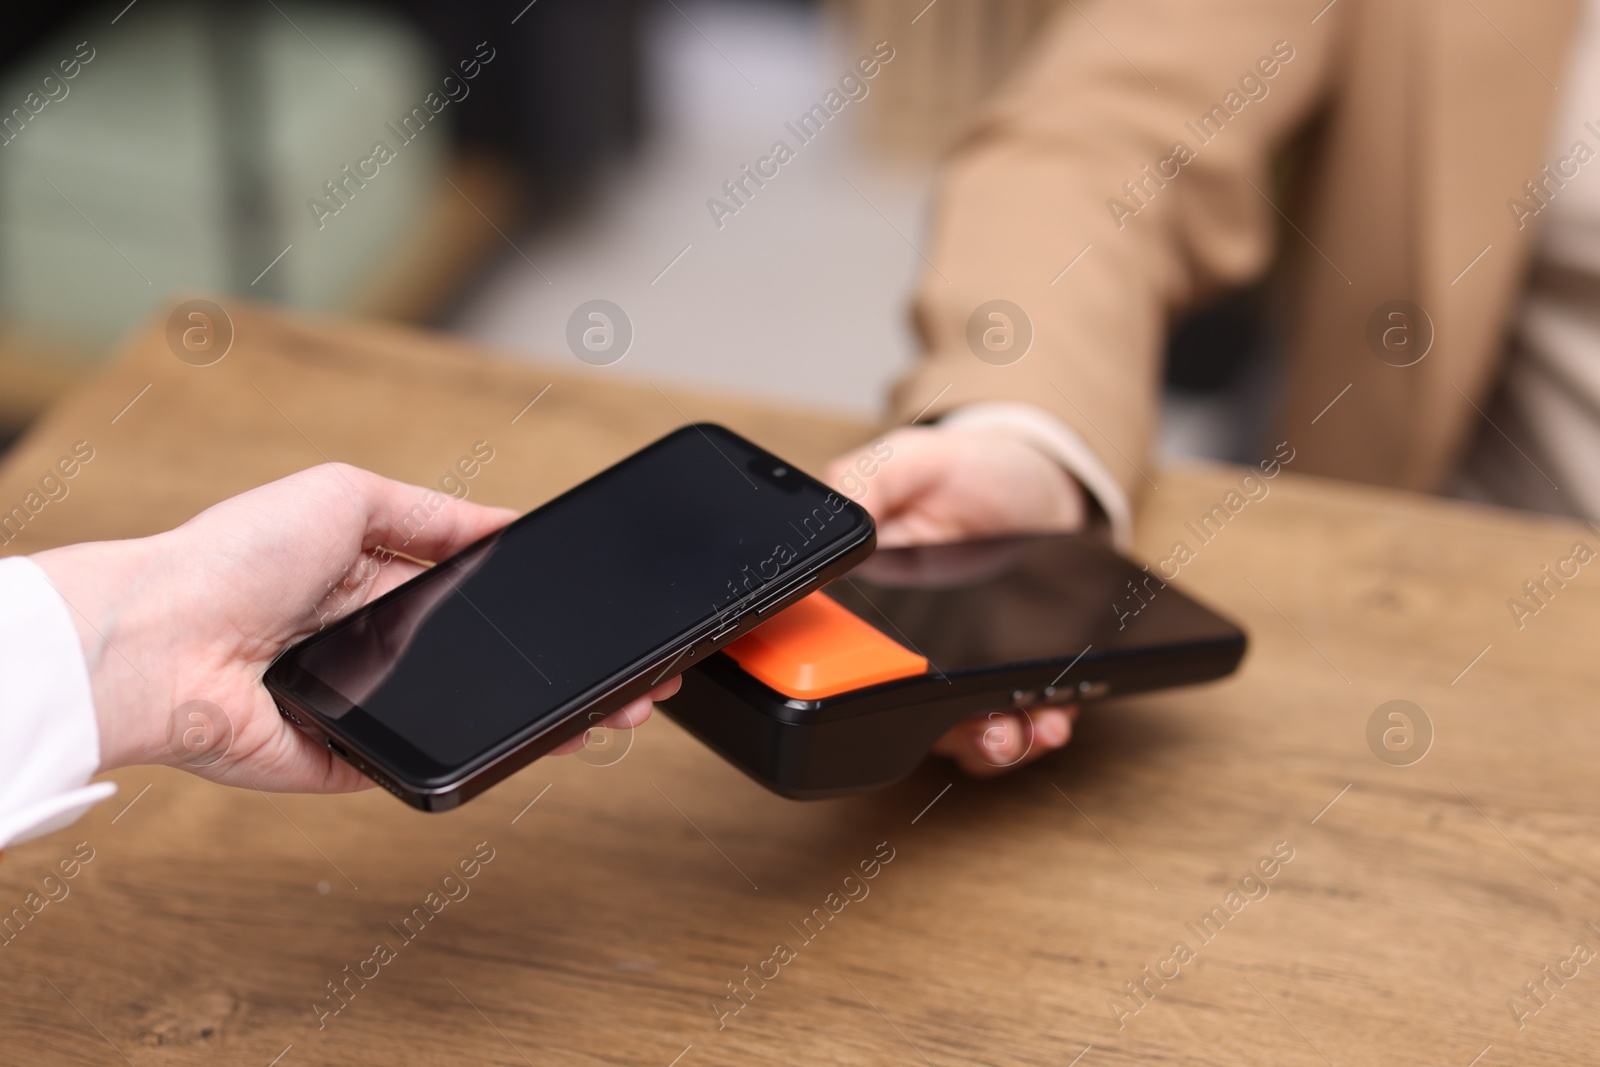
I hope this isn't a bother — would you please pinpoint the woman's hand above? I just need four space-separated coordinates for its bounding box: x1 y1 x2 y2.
33 463 677 793
827 426 1088 775
828 425 1088 547
931 704 1081 777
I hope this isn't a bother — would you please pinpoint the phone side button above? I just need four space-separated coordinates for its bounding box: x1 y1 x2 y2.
1075 679 1112 700
754 580 806 615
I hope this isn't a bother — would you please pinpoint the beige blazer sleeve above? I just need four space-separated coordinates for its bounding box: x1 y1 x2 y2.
892 0 1345 510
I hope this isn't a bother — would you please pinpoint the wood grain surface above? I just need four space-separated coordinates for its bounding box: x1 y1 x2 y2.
1 301 1597 1066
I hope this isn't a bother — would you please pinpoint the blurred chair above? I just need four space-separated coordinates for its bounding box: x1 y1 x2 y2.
0 0 647 437
0 4 451 342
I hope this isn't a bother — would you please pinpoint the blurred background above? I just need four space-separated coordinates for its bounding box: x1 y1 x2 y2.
0 0 1265 459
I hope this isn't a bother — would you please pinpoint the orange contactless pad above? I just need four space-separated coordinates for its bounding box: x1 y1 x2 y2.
723 591 929 699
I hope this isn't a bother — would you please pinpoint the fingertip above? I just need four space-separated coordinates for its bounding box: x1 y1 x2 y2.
310 734 380 793
1036 708 1069 748
340 768 380 793
606 698 654 730
979 712 1022 762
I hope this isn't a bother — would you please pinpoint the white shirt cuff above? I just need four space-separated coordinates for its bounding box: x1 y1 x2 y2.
938 402 1134 552
0 557 115 849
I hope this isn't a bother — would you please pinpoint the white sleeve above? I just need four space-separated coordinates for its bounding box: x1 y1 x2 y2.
0 557 116 850
937 402 1134 552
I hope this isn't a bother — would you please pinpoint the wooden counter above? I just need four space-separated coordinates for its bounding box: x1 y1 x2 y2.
1 301 1596 1065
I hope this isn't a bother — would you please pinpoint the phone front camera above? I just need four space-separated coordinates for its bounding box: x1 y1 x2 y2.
748 455 802 490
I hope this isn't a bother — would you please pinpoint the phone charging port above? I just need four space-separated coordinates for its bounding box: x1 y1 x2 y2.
324 736 350 760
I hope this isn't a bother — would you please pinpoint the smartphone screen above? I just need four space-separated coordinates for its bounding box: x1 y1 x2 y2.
274 425 870 775
823 534 1240 674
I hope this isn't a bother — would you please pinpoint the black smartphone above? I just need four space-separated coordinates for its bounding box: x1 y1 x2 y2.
662 532 1246 798
263 424 876 811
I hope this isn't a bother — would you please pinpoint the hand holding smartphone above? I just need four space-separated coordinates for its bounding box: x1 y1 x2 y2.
264 425 875 810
